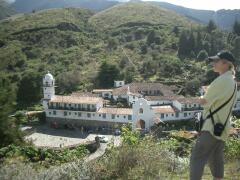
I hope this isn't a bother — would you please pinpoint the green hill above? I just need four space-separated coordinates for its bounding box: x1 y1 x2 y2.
89 2 198 31
0 4 238 108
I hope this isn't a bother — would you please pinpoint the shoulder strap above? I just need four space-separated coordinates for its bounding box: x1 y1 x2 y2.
205 83 237 121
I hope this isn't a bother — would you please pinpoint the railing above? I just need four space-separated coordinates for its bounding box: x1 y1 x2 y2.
48 106 97 112
181 107 203 111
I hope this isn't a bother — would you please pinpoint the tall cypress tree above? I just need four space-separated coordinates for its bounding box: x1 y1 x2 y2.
178 31 189 57
233 20 240 36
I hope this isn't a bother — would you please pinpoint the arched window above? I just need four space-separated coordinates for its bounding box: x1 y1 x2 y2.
139 108 143 114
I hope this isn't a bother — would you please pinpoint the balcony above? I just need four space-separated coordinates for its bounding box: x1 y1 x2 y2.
181 107 203 111
48 106 97 112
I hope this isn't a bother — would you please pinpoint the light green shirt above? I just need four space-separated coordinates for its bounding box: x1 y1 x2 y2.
202 71 237 141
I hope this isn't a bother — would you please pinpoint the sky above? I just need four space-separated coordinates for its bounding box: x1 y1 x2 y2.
5 0 240 11
142 0 240 11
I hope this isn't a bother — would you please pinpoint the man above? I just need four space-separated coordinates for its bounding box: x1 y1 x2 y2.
190 51 237 180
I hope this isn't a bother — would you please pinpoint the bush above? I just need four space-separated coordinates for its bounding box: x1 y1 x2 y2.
88 136 189 179
225 137 240 160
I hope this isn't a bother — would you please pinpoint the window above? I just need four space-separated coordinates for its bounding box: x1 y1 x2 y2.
139 108 143 114
166 114 168 117
124 116 126 119
112 114 115 119
103 113 106 119
99 114 101 117
53 111 56 115
75 112 77 115
172 113 174 117
78 112 81 117
176 112 179 118
194 104 196 107
49 112 51 115
117 115 119 118
64 111 67 116
128 115 132 120
69 112 71 115
161 114 164 118
184 113 187 117
133 96 135 99
87 113 91 118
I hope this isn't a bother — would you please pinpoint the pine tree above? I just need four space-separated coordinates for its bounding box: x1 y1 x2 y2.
178 31 189 57
233 20 240 36
147 30 156 45
207 20 217 33
233 36 240 61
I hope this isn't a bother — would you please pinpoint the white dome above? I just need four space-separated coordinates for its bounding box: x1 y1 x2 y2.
44 71 54 80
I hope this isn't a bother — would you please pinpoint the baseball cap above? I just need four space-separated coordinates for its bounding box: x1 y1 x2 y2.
208 51 235 64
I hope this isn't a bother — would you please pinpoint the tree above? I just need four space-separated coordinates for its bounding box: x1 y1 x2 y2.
147 30 156 45
107 38 118 50
172 26 180 36
185 79 201 96
97 61 120 88
197 50 208 61
206 20 217 33
0 77 23 148
233 36 240 61
178 31 189 57
196 32 202 52
233 20 240 36
56 71 82 94
17 71 42 108
124 66 136 83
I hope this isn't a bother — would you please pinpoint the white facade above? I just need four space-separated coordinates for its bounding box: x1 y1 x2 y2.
42 71 55 110
132 98 155 130
46 109 132 124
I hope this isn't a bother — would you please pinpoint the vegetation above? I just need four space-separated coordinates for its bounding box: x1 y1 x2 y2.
0 4 239 179
0 144 88 167
87 127 240 179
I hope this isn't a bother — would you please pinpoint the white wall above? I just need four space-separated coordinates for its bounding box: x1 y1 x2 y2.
46 110 132 124
132 98 155 130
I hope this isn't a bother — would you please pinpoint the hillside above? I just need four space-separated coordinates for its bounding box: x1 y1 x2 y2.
151 1 240 30
0 0 15 19
89 2 198 31
12 0 118 13
0 2 239 108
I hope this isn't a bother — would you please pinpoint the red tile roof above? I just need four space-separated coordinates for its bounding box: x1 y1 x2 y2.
50 95 103 104
152 105 177 113
112 82 175 96
98 107 132 115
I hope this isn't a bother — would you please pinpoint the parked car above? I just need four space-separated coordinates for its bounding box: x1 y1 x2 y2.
114 129 121 136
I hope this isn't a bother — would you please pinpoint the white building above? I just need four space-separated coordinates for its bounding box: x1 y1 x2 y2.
42 72 240 131
43 72 132 129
